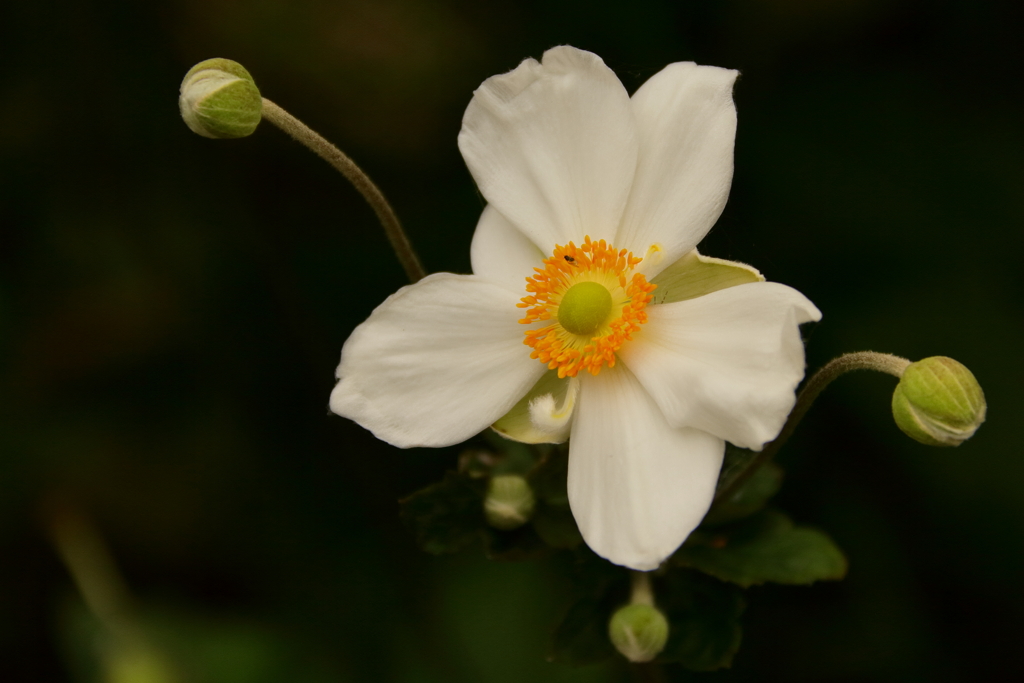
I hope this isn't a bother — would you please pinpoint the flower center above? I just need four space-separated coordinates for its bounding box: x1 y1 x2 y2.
517 236 656 378
557 281 613 335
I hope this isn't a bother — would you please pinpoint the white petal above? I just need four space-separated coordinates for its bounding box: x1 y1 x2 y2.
617 63 738 278
568 366 725 571
458 46 638 252
619 282 821 451
330 273 545 448
470 204 545 294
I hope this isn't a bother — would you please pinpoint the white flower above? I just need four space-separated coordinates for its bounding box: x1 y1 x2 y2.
330 46 821 571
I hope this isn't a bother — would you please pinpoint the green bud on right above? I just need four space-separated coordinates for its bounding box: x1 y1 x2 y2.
179 58 262 139
608 603 669 663
892 356 986 447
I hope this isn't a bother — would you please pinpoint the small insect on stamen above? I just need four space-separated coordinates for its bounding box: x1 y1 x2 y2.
564 255 576 264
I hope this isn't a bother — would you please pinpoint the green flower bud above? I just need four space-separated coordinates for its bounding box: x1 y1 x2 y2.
608 603 669 663
179 58 262 139
892 356 986 447
483 474 535 530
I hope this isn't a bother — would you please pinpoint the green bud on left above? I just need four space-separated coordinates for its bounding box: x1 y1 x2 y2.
179 58 262 139
892 356 986 447
608 603 669 663
484 474 535 530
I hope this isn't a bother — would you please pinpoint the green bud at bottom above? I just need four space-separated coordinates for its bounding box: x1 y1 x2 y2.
484 474 535 530
179 58 262 139
892 356 986 447
608 603 669 663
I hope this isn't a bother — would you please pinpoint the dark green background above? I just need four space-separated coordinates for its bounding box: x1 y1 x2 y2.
2 0 1021 680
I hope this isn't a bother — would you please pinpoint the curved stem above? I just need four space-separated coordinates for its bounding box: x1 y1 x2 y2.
261 98 426 283
714 351 910 503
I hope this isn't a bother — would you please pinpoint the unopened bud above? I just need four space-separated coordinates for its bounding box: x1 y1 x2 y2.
892 356 986 447
608 603 669 663
179 58 262 139
483 474 535 530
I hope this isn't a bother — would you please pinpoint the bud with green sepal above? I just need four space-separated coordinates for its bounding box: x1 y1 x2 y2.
483 474 536 530
892 356 986 447
608 604 669 663
177 59 424 281
179 58 262 139
608 572 669 663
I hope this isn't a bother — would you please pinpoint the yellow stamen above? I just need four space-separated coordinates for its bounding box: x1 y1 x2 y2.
518 236 656 378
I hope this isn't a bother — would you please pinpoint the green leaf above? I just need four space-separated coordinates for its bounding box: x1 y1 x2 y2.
398 472 486 555
532 504 583 549
400 443 580 558
482 430 542 475
549 598 617 665
548 549 627 665
714 443 759 496
456 447 502 479
524 446 583 548
656 571 745 671
481 524 547 561
526 445 570 506
550 567 744 670
703 462 784 526
674 510 848 588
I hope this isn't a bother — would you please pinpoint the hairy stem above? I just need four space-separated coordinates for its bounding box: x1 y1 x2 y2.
715 351 911 503
261 98 426 283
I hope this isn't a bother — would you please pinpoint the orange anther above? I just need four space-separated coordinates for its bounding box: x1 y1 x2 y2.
518 238 656 378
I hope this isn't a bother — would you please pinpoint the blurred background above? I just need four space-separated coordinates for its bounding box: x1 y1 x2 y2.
1 0 1022 680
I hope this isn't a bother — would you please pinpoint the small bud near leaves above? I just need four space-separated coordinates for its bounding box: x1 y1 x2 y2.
484 474 535 530
608 604 670 663
179 58 262 139
892 356 986 447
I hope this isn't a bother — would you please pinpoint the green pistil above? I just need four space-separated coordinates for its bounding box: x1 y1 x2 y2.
558 282 613 336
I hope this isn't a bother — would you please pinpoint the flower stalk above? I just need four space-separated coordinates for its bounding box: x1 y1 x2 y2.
630 570 655 606
715 351 910 502
260 98 426 283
